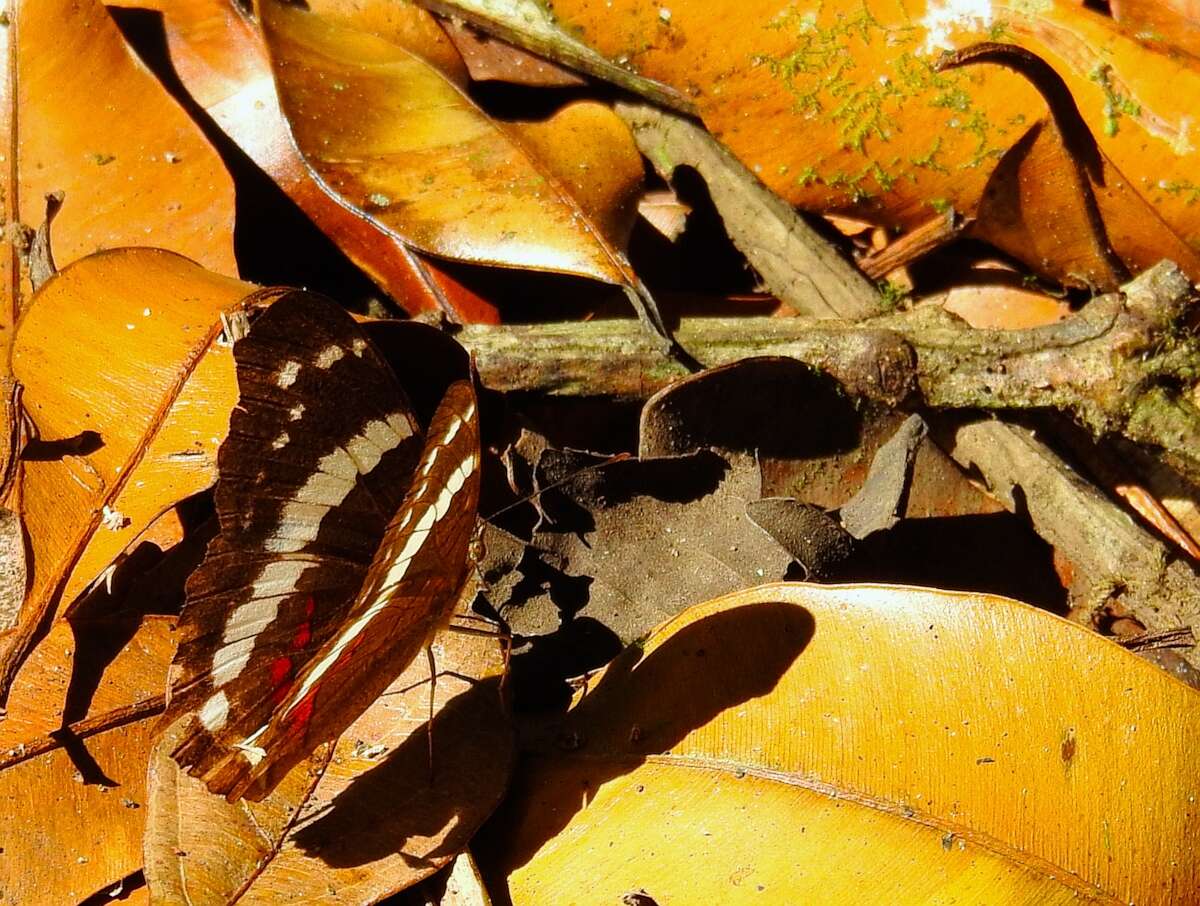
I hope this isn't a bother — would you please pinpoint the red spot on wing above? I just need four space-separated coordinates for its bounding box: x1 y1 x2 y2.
269 657 293 704
286 692 317 740
293 596 315 649
268 598 316 706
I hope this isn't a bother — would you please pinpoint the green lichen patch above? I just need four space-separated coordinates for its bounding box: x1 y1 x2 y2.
758 1 1008 202
1088 63 1141 138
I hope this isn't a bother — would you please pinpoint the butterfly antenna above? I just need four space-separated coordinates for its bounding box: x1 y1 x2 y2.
425 643 437 784
482 451 632 523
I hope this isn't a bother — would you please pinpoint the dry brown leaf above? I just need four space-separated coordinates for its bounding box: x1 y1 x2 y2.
638 357 1065 606
441 19 586 87
487 448 792 648
6 250 268 695
0 615 175 903
481 583 1200 904
923 281 1071 329
139 0 499 322
257 0 645 286
145 625 511 904
1 0 235 328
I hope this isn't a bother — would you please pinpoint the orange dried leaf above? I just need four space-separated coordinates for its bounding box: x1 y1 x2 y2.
0 615 174 903
7 250 262 691
524 0 1200 283
926 281 1070 329
484 584 1200 903
0 0 236 329
145 0 499 322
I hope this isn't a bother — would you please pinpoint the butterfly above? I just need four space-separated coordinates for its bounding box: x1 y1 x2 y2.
165 292 481 802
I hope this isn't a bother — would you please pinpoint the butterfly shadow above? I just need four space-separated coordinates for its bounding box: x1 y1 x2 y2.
291 672 513 871
474 599 815 894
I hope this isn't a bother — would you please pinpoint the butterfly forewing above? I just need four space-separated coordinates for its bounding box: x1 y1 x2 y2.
169 293 428 782
207 379 481 801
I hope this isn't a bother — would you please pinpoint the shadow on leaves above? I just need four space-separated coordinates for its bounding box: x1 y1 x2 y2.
292 674 511 871
476 600 814 886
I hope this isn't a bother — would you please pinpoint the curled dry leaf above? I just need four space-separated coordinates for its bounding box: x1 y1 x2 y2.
1 0 235 320
257 0 645 285
148 0 499 322
935 41 1200 290
7 249 268 695
145 624 511 905
522 0 1200 284
482 583 1200 904
0 615 175 904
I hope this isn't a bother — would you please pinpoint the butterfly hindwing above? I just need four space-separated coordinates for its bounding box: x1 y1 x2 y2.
204 379 481 800
169 293 429 781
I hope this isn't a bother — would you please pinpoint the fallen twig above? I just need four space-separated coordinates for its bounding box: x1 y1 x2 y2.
940 418 1200 657
463 261 1200 480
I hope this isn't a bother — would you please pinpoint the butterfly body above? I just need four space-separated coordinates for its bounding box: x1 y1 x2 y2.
167 293 480 801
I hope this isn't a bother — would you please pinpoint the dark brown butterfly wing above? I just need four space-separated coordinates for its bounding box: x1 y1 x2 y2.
168 292 425 782
203 379 481 801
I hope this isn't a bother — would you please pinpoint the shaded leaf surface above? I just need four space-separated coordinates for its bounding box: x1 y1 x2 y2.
489 448 793 646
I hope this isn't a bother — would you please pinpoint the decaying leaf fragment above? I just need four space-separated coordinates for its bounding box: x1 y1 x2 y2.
746 412 928 579
482 583 1200 904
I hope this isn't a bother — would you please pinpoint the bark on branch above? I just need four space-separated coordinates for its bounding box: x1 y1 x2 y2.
462 261 1200 482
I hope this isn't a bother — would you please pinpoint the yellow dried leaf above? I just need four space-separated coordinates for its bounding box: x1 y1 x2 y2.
486 583 1200 904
